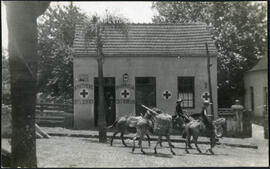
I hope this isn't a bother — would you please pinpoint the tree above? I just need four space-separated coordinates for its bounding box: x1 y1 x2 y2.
2 47 11 105
152 1 267 107
5 1 49 167
37 3 86 103
83 12 128 142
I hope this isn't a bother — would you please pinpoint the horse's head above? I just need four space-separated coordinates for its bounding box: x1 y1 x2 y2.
213 117 226 138
143 110 153 119
151 107 163 114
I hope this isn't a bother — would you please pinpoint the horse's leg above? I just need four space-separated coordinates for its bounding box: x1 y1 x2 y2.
185 133 191 154
154 136 162 154
160 138 163 147
188 141 193 149
139 134 146 154
209 135 216 155
138 138 142 146
193 135 201 153
111 131 119 146
188 135 193 148
120 132 127 147
146 133 151 147
206 131 215 155
168 137 175 148
163 135 175 148
166 135 176 155
132 135 137 153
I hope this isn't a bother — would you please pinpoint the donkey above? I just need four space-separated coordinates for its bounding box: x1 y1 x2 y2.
131 105 175 155
183 117 226 154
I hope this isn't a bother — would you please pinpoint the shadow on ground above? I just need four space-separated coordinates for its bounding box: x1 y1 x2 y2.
130 151 175 158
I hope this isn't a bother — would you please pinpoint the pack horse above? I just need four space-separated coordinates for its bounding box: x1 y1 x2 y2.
132 105 175 155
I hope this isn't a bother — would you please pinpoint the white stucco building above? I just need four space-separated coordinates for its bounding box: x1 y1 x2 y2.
72 23 218 129
244 56 268 117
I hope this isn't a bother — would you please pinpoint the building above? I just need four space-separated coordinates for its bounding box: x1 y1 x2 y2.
244 56 268 118
73 23 218 129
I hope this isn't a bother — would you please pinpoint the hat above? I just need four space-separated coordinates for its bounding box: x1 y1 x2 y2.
203 100 212 105
176 98 183 103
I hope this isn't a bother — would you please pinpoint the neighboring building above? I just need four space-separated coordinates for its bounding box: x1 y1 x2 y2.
244 56 268 117
73 23 218 129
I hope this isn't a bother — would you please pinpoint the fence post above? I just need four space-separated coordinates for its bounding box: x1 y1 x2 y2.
231 100 244 137
264 105 269 139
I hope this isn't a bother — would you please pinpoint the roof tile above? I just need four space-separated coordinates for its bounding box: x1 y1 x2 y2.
73 23 217 57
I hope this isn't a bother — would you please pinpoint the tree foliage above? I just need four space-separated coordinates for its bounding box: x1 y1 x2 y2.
2 48 10 85
37 3 86 103
152 1 267 107
2 47 11 104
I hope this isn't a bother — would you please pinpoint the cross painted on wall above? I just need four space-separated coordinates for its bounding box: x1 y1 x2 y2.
120 89 130 99
163 90 172 100
201 92 210 101
79 88 89 99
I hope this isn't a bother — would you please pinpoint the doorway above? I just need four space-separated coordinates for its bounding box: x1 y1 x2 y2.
135 77 156 116
94 77 115 127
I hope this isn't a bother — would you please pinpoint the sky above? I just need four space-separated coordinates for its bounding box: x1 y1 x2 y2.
1 1 156 50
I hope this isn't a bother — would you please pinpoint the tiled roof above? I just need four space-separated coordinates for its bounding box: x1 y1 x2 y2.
73 23 217 57
248 56 268 72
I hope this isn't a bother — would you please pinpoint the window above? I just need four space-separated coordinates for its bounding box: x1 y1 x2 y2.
178 77 194 108
250 87 254 111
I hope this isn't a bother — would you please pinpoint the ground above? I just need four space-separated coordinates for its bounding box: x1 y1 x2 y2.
2 124 268 167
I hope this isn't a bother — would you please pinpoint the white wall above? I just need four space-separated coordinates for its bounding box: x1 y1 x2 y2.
244 70 268 117
74 55 217 129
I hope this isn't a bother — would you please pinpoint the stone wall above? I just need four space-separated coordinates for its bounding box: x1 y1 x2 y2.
218 101 252 138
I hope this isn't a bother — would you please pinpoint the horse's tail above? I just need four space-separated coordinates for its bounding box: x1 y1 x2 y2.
107 120 118 129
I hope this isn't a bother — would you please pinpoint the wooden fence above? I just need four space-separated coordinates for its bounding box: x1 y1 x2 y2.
36 103 73 128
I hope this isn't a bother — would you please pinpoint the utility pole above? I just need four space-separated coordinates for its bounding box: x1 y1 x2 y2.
205 43 214 120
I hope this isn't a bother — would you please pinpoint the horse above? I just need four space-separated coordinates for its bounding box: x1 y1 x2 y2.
108 107 164 147
172 115 193 148
107 115 151 147
131 105 175 155
183 117 226 154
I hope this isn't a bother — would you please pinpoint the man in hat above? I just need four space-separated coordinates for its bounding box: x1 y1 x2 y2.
201 100 213 129
174 98 190 122
201 100 219 142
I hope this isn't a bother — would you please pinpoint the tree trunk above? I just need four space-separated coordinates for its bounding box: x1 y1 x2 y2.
97 57 107 142
5 2 49 167
205 43 214 120
96 24 107 142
